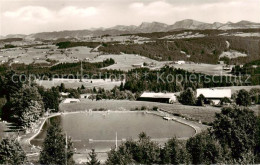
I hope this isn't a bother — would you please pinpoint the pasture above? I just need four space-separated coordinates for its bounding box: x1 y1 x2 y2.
0 46 99 65
219 50 247 59
171 63 231 75
36 78 123 90
91 54 168 71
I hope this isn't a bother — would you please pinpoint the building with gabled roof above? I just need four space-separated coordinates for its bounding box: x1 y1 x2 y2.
138 92 177 104
196 88 231 105
63 98 80 104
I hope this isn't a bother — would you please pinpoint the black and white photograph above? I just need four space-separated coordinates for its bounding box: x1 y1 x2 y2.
0 0 259 164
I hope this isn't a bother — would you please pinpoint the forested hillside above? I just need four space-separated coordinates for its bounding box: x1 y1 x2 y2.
99 35 260 64
99 37 227 64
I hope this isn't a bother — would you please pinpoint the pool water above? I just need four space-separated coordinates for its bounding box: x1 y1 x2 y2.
31 112 195 152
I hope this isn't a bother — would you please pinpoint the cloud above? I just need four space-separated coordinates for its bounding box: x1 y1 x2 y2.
0 0 259 35
129 1 173 15
3 6 98 24
129 2 144 9
3 6 53 23
58 6 98 17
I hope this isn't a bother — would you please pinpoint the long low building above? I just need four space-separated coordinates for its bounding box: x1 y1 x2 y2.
196 88 231 105
63 98 80 104
138 92 177 104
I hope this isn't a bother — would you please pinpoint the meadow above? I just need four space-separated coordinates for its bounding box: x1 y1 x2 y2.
60 99 221 124
36 79 123 90
91 54 168 71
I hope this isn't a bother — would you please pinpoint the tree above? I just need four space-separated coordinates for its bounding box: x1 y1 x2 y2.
81 85 86 90
39 121 74 165
133 132 161 164
106 144 133 165
0 97 6 118
93 87 97 93
255 116 260 163
106 132 160 164
87 149 100 165
0 71 23 102
68 89 80 99
212 107 258 161
96 95 102 101
186 131 223 164
42 87 60 112
2 84 44 128
196 94 205 106
160 137 189 164
0 138 27 165
236 89 251 106
178 88 196 105
59 83 66 92
220 97 232 105
249 88 260 104
119 82 124 91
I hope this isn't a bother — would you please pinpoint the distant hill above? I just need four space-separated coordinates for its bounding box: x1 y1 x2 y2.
3 19 260 40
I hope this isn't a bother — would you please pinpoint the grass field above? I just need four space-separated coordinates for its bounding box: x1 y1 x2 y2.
91 54 168 71
60 100 222 123
171 63 231 75
36 79 123 90
0 46 99 65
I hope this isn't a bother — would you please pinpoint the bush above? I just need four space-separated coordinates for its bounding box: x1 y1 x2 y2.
178 88 196 105
106 132 161 165
196 94 205 106
220 97 232 105
161 137 190 164
0 98 6 118
186 131 223 164
0 138 27 164
141 106 147 110
152 106 158 111
236 89 251 106
212 107 258 161
249 88 260 104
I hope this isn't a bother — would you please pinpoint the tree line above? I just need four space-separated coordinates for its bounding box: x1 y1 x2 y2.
0 58 121 80
0 71 62 129
56 41 101 49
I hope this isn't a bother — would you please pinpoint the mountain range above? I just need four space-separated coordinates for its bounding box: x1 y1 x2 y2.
2 19 260 40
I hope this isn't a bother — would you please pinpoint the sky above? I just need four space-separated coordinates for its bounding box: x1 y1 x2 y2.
0 0 259 36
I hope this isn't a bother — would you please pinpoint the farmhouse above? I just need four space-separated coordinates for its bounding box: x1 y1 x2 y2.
223 65 232 71
63 98 80 104
175 61 185 65
138 92 177 104
60 92 70 97
196 88 231 105
132 63 144 68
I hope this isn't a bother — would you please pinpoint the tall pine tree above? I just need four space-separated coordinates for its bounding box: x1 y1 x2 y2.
87 149 100 165
0 138 26 165
39 121 74 165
